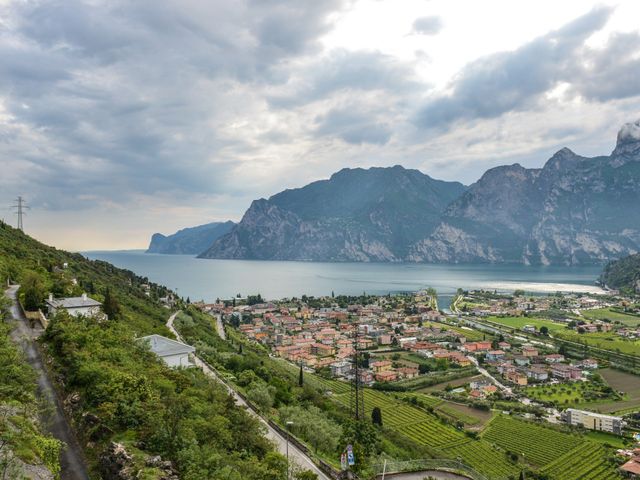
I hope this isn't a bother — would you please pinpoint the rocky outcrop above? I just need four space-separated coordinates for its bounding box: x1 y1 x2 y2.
147 221 235 255
99 443 179 480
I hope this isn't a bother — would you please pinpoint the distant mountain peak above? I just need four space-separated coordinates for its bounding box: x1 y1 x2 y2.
147 221 235 255
614 119 640 158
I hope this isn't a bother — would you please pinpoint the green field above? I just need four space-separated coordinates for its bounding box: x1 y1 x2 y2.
595 368 640 413
485 315 567 333
482 416 584 467
582 308 640 326
482 416 621 479
525 380 619 407
540 441 622 480
554 329 640 357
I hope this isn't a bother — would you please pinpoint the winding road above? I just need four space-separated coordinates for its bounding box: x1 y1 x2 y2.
167 311 330 480
4 286 90 480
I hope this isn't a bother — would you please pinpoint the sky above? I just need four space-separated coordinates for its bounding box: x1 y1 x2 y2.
1 0 640 250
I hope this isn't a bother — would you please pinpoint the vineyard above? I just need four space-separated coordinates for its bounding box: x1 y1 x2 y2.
284 363 621 480
540 441 623 480
482 416 585 467
441 439 520 478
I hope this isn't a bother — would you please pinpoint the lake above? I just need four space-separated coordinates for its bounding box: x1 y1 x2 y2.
83 250 605 308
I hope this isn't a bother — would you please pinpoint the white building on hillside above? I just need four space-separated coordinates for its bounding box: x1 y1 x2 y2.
139 334 195 368
46 293 102 318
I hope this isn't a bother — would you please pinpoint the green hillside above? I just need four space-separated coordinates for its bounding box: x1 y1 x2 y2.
0 222 299 480
601 253 640 295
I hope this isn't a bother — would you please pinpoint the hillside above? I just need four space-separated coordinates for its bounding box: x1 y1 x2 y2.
200 120 640 265
147 220 235 255
0 222 299 480
601 253 640 294
200 165 466 261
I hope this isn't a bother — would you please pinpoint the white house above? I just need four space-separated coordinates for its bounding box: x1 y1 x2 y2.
139 334 195 368
46 293 102 318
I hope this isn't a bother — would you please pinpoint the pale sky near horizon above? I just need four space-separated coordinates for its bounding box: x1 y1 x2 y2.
1 0 640 250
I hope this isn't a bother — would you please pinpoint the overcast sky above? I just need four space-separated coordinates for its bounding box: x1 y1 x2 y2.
1 0 640 250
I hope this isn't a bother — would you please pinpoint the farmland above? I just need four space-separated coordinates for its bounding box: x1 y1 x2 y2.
553 329 640 357
595 368 640 413
525 379 620 407
484 315 567 333
482 416 584 467
540 441 622 480
482 416 622 479
581 308 640 326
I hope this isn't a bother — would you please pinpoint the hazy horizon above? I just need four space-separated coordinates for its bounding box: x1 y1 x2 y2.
2 0 640 251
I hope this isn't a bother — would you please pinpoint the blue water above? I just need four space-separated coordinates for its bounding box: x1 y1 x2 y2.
83 251 603 307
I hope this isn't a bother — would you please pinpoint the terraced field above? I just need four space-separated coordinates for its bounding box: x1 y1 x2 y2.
440 439 521 479
483 416 584 467
540 441 623 480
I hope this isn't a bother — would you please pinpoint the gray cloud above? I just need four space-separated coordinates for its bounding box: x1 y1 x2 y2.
315 108 392 145
0 0 350 212
413 6 631 130
412 16 443 35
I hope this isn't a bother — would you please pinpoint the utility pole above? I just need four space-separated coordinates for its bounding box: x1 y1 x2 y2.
350 322 365 421
11 196 29 231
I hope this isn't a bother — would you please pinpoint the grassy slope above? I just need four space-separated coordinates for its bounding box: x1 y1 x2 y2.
0 223 290 480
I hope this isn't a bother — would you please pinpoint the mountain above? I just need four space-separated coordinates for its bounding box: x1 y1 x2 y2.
146 221 235 255
409 120 640 265
199 166 466 261
200 120 640 265
601 253 640 294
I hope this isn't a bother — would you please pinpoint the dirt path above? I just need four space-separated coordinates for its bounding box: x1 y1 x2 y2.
5 286 90 480
167 311 331 480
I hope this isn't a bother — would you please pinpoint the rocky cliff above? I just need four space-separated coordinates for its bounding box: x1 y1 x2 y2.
199 166 466 261
409 120 640 265
147 221 235 255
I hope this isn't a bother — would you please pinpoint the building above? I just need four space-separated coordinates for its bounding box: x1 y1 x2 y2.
375 370 398 382
330 361 352 377
46 293 102 318
505 370 528 386
140 334 195 368
371 360 393 373
551 364 582 380
562 409 625 435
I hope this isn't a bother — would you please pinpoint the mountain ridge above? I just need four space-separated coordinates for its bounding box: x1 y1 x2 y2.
199 119 640 265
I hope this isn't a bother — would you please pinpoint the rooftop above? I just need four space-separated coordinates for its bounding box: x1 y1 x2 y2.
139 334 195 357
46 294 102 309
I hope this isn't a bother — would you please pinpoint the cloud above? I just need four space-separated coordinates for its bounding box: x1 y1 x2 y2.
414 6 621 130
315 108 392 145
0 0 351 213
412 16 443 35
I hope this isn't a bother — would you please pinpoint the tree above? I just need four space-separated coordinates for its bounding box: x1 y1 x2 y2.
298 363 304 387
371 407 382 426
19 270 46 311
247 384 275 412
539 326 549 336
103 287 121 319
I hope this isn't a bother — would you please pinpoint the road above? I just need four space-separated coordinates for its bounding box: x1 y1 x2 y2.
167 312 330 480
215 313 226 340
4 286 90 480
467 356 512 394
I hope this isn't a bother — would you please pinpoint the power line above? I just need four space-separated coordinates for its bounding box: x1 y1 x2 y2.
10 196 30 231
